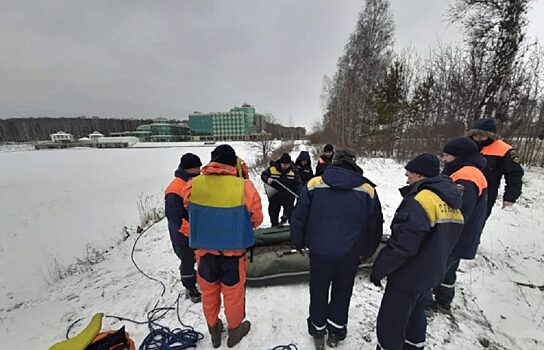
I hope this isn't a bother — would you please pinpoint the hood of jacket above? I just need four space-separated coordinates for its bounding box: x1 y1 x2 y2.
201 162 238 176
295 151 311 168
174 168 197 181
400 175 463 209
322 165 366 190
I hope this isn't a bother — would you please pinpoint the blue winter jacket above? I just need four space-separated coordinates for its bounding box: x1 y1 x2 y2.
372 175 464 292
443 155 488 259
290 164 383 259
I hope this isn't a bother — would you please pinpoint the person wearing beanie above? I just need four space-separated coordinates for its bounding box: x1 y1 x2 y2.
371 153 464 350
291 148 383 349
261 153 302 227
181 144 263 348
422 137 488 316
164 153 203 303
467 118 524 217
295 151 314 184
315 144 334 176
404 153 441 179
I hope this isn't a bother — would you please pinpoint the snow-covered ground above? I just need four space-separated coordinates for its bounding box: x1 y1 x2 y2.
0 142 543 349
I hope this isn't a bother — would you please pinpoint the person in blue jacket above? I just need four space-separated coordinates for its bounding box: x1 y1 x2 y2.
426 137 488 315
164 153 202 303
291 148 383 350
371 153 464 350
295 150 314 184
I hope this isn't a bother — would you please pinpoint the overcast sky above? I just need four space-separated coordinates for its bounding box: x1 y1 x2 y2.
1 0 543 129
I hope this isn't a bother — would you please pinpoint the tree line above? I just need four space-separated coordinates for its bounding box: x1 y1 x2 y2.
315 0 544 166
0 117 154 142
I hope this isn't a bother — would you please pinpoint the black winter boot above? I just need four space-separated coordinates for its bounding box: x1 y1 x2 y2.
208 319 223 348
227 320 251 347
327 335 339 348
186 286 201 303
313 334 325 350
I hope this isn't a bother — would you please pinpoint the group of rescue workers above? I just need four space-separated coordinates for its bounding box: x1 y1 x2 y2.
164 118 524 349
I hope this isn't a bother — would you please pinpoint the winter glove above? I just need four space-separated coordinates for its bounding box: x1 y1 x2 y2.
370 271 383 288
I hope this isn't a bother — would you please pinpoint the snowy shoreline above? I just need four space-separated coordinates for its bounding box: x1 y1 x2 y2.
1 145 543 349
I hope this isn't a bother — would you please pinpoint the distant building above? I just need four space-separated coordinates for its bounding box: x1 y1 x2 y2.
50 131 74 143
88 131 104 140
149 118 190 142
111 118 189 142
96 136 139 148
189 103 264 141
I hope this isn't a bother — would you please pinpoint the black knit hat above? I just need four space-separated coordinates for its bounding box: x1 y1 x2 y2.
211 144 237 166
324 144 334 152
405 153 440 178
443 137 480 158
179 153 202 170
279 153 292 164
472 118 497 133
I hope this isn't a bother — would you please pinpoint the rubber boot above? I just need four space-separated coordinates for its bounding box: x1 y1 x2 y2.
327 336 339 348
186 286 201 303
313 335 325 350
431 300 453 316
208 319 223 348
227 320 251 348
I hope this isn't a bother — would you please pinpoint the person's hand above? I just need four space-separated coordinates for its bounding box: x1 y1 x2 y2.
370 272 383 288
267 178 274 185
502 200 514 209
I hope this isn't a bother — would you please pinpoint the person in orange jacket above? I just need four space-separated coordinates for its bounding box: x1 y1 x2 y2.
181 144 263 348
165 153 202 303
467 118 524 218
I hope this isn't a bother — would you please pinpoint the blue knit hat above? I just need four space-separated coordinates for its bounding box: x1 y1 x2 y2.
405 153 440 178
443 137 480 158
472 118 497 133
467 118 499 140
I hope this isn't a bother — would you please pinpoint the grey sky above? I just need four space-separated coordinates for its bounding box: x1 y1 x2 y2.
1 1 543 129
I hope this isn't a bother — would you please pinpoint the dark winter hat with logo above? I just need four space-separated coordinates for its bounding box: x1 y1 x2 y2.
211 144 237 166
443 137 480 158
179 153 202 170
324 144 334 153
405 153 440 178
466 118 499 140
279 153 292 164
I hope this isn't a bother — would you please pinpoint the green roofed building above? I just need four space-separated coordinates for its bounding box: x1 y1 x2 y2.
189 103 264 141
111 118 189 142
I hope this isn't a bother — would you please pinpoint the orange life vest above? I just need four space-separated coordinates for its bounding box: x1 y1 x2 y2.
481 140 512 157
451 166 488 196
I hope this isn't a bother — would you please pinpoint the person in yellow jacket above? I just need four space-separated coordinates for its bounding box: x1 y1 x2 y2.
182 144 263 348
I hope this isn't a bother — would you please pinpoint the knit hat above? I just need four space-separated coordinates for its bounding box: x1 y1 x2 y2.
443 137 480 158
405 153 440 178
179 153 202 170
211 144 237 166
472 118 496 133
279 153 292 164
324 144 334 152
466 118 499 140
332 148 356 164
